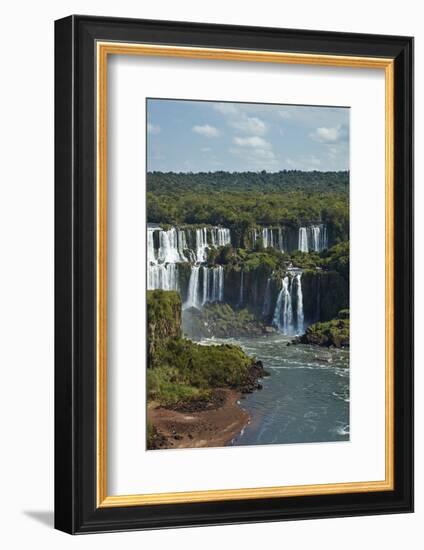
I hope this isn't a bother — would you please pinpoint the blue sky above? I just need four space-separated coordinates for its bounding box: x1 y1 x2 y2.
147 99 349 172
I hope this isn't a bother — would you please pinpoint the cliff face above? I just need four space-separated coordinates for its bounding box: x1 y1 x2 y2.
302 270 349 323
223 264 277 317
147 290 181 366
222 267 348 325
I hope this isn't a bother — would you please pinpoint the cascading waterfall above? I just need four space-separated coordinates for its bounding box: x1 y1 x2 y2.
261 227 285 251
147 227 180 291
215 227 231 247
298 224 328 253
195 227 231 263
273 276 293 333
253 225 328 253
148 224 318 325
262 228 270 248
212 266 224 302
148 263 179 291
185 266 201 309
157 227 183 263
188 265 224 309
295 273 304 334
202 266 210 305
195 228 208 263
272 272 304 335
298 227 309 253
311 226 320 252
147 224 231 295
147 228 157 265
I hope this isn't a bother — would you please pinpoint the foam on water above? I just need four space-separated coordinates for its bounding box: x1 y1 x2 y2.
204 333 349 446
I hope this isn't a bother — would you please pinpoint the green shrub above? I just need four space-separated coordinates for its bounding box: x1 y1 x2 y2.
338 309 350 319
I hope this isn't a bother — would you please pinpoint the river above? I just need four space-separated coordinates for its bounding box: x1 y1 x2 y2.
203 334 349 446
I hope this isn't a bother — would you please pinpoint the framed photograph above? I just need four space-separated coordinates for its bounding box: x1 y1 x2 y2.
54 15 413 534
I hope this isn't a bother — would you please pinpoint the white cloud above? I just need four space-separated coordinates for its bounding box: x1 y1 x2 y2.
229 142 278 171
310 124 348 143
201 147 212 152
213 103 267 135
147 123 161 135
230 134 277 169
233 136 271 149
192 124 220 137
230 115 266 135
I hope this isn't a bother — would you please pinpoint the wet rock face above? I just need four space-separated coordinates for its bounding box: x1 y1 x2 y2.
301 270 349 324
222 267 348 326
222 265 279 318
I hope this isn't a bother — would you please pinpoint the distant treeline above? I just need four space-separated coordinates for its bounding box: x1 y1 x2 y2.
147 170 349 242
147 170 349 194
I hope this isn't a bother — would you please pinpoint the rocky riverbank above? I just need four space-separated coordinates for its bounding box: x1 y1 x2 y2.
147 361 267 450
147 389 250 449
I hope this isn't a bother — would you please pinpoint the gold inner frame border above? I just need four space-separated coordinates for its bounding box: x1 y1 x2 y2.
96 42 394 508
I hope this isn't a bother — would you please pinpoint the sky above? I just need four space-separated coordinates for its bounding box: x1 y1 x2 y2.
147 99 349 173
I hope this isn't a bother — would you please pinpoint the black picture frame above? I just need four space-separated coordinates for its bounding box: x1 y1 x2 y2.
55 14 414 534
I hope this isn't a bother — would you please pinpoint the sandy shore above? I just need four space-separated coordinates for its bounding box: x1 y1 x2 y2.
148 389 249 449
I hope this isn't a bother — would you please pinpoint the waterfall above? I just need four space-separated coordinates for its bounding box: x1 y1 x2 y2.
147 225 231 296
194 266 224 306
277 227 285 252
253 224 328 253
298 224 328 252
311 226 320 252
239 270 244 306
202 266 210 305
273 276 293 333
262 228 269 248
147 227 180 291
195 228 208 263
295 273 304 333
157 227 183 263
147 263 179 291
148 225 232 269
185 266 201 309
211 266 224 302
147 228 157 265
215 227 231 247
177 229 188 260
298 227 309 253
272 272 305 335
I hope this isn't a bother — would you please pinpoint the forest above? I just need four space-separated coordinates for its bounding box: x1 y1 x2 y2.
147 170 349 242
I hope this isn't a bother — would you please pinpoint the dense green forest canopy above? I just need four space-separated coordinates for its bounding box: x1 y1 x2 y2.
147 171 349 238
147 170 349 194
